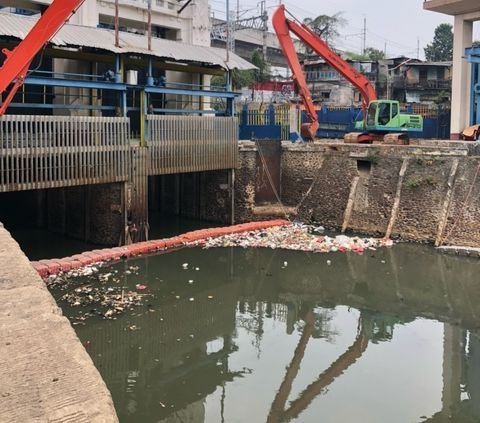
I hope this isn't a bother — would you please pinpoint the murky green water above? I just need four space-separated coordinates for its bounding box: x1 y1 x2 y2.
52 244 480 423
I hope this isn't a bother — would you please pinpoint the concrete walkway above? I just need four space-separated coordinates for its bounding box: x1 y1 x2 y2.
0 223 118 423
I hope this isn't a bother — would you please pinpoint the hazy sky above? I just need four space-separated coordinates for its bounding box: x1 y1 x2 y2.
210 0 480 59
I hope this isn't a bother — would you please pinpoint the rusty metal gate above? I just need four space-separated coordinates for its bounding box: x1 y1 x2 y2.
255 140 281 204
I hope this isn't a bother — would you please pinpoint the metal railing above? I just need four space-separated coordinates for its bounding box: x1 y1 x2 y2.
147 115 238 175
0 115 130 192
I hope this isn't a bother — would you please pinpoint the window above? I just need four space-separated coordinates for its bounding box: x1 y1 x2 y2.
378 102 391 125
367 102 377 126
392 102 398 117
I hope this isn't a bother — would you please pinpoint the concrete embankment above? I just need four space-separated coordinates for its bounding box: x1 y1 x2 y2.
235 140 480 249
0 223 118 422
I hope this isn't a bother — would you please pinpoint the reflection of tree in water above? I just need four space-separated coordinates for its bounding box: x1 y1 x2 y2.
361 310 413 344
236 301 291 358
298 306 338 342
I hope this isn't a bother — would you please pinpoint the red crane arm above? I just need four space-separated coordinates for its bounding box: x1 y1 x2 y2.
0 0 86 115
272 5 377 139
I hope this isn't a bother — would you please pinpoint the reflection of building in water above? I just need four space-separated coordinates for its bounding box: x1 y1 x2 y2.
78 282 238 422
158 400 205 423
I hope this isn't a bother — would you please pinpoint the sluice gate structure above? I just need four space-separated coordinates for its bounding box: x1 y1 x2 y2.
0 10 249 247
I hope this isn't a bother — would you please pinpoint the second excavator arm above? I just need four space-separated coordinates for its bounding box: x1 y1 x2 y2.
272 5 377 140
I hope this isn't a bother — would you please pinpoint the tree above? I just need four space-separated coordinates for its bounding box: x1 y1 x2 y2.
346 47 385 61
210 49 270 91
424 23 453 61
363 47 385 61
303 12 346 46
250 49 271 83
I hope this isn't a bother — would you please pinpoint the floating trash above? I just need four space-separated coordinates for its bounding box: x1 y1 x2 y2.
47 264 148 321
135 284 147 291
188 223 394 254
182 263 189 269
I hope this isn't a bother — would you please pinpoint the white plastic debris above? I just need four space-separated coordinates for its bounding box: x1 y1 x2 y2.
182 263 189 269
186 223 394 255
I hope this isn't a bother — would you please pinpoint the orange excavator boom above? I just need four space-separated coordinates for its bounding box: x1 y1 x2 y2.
0 0 86 115
272 5 377 140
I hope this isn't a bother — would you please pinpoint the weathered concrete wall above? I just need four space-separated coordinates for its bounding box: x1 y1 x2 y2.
236 140 480 247
47 184 124 246
150 171 233 224
0 223 118 422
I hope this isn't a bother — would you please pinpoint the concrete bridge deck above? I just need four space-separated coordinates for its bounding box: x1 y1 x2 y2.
0 223 118 423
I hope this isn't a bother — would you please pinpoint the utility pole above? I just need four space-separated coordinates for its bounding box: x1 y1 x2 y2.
260 0 268 61
362 16 366 55
147 0 152 51
416 37 420 60
237 0 240 21
226 0 230 62
114 0 119 47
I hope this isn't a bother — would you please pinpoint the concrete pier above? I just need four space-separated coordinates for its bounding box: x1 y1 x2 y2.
0 223 118 422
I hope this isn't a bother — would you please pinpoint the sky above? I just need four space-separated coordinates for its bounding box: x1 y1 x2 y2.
209 0 480 60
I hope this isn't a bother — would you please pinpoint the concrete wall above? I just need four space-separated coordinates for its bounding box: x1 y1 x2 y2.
235 141 480 248
0 223 118 422
46 183 124 246
150 170 233 224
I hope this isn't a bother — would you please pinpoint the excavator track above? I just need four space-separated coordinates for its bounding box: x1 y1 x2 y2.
344 132 410 145
383 133 409 145
344 132 373 144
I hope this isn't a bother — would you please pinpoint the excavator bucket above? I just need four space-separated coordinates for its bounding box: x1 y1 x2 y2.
301 123 316 141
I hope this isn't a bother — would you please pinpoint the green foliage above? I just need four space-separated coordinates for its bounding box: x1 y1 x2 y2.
406 175 436 188
366 151 380 165
210 49 270 90
347 47 385 61
424 23 453 62
250 49 271 83
303 12 346 47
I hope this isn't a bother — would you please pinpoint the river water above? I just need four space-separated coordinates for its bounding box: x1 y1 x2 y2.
51 243 480 423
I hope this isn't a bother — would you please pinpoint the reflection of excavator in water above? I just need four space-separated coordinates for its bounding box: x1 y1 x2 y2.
272 5 423 144
267 310 369 422
267 309 396 422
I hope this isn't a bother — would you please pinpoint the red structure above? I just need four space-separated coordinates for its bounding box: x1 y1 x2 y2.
0 0 86 115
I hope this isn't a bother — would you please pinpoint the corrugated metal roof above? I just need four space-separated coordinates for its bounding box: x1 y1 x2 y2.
407 61 452 67
0 12 255 71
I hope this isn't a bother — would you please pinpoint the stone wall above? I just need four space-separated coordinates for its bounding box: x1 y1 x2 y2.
236 140 480 248
150 170 233 224
46 184 124 246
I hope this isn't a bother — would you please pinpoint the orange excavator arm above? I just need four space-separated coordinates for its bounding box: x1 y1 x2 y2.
0 0 86 115
272 5 377 140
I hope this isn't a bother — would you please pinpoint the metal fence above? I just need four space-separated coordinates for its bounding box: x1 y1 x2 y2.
0 115 130 192
238 104 452 141
147 115 238 175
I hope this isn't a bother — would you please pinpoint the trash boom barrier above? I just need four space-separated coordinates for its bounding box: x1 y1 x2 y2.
30 220 290 278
